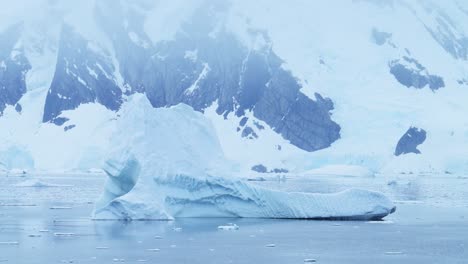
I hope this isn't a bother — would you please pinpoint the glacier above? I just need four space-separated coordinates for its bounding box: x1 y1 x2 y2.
93 95 395 220
0 0 467 175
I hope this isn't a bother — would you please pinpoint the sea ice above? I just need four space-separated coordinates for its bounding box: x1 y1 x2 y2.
15 179 73 188
217 223 239 231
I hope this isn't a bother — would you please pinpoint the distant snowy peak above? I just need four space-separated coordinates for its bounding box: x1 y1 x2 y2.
405 0 468 60
40 0 341 152
1 0 468 174
43 24 122 124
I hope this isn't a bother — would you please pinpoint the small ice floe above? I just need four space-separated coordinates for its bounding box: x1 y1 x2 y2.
172 227 182 232
39 229 50 233
170 245 177 248
28 234 41 238
112 258 125 262
0 242 19 245
137 260 148 262
332 223 342 226
384 251 404 255
387 180 412 187
217 223 239 231
61 260 74 263
247 177 266 182
96 247 109 250
8 169 28 176
0 203 36 207
304 259 317 263
50 206 73 210
146 248 160 252
154 236 163 239
249 235 256 238
54 233 75 237
15 179 73 188
208 249 215 252
265 244 276 248
394 200 423 205
367 220 394 224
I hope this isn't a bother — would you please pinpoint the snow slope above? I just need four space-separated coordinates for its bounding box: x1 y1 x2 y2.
0 0 467 176
93 95 396 220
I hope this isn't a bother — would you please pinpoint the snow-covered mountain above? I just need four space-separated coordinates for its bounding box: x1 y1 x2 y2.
1 0 468 175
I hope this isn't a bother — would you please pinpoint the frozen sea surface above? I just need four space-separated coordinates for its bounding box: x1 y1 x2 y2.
0 173 467 264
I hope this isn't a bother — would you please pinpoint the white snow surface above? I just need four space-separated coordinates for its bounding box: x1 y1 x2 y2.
1 0 468 175
93 95 395 220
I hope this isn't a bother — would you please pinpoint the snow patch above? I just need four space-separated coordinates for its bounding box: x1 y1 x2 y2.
185 63 210 95
184 49 198 62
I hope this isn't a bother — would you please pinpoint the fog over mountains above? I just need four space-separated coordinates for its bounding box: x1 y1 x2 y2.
1 0 468 175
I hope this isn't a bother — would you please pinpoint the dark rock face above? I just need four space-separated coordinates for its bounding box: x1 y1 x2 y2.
424 10 468 60
395 127 427 156
64 124 76 132
43 24 122 123
389 56 444 91
239 117 248 127
15 103 22 113
93 0 341 152
371 28 392 46
242 127 258 139
0 24 31 115
457 78 468 85
251 164 289 173
251 164 268 173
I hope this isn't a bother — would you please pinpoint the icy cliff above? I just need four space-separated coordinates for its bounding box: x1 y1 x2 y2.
93 95 395 220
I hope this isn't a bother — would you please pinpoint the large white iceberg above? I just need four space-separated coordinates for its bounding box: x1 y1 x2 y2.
93 95 396 220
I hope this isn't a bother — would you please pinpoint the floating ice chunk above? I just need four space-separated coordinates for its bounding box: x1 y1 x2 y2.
304 165 373 177
50 206 73 210
93 95 396 221
54 233 75 237
385 251 404 255
96 247 109 250
265 244 276 248
217 223 239 231
0 203 36 207
366 220 394 224
15 179 73 188
154 236 163 239
0 242 18 245
28 234 41 238
146 248 160 252
304 259 317 263
0 146 34 171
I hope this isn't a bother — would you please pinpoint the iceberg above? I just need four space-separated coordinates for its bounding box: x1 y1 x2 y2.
0 146 34 171
93 95 396 220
